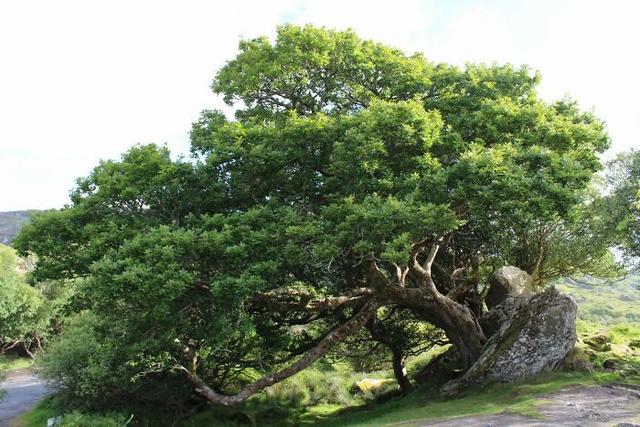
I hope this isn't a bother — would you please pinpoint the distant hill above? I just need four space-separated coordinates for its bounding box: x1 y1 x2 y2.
0 210 40 246
557 276 640 324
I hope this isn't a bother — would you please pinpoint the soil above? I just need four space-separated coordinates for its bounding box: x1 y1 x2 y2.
421 383 640 427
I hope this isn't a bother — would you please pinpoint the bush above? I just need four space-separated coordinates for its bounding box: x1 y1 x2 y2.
0 256 46 355
37 311 199 415
0 244 75 356
59 411 129 426
37 312 128 401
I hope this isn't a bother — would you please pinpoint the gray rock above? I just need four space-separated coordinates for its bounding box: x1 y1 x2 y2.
413 347 463 386
480 293 532 338
444 287 576 395
485 266 533 309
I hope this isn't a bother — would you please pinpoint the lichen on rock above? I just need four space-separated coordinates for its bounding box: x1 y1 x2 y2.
485 266 534 309
443 287 577 395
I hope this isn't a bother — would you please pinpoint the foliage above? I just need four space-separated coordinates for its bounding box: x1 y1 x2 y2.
57 411 130 427
0 244 46 355
596 150 640 266
0 244 74 357
15 397 129 427
15 25 613 411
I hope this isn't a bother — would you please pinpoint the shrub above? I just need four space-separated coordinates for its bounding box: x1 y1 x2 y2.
36 312 128 401
59 411 129 426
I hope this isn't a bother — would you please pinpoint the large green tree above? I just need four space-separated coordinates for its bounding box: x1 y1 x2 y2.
16 25 612 406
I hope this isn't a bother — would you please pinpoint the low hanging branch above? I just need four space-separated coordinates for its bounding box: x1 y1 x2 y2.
176 300 377 406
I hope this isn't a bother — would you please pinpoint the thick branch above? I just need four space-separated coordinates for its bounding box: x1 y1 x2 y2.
177 301 377 406
251 287 374 315
409 238 442 293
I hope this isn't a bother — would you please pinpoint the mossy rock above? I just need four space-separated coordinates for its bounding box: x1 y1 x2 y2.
584 333 612 352
558 346 592 372
413 348 464 386
485 266 533 309
443 287 577 396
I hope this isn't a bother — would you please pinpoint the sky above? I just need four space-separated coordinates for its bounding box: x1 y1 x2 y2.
0 0 639 211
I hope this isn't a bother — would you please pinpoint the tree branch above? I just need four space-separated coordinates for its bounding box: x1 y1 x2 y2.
176 301 377 406
409 237 442 292
251 287 374 315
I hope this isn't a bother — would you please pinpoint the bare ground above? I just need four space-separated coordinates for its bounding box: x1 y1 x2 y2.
420 383 640 427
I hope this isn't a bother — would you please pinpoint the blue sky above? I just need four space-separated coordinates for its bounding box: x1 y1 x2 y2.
1 0 638 210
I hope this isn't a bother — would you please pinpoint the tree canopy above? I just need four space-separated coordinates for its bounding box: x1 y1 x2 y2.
15 25 615 406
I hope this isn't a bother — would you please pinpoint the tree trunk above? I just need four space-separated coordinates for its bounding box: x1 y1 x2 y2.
435 298 485 370
386 285 486 370
401 243 487 370
365 317 412 395
391 348 412 395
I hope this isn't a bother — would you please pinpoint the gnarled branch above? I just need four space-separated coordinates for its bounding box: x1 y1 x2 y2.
177 301 377 406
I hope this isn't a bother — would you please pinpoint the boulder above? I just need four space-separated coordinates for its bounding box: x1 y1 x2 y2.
485 266 533 309
480 294 530 338
413 348 464 386
443 287 577 395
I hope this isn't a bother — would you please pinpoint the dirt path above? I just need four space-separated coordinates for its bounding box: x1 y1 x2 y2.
419 383 640 427
0 369 50 427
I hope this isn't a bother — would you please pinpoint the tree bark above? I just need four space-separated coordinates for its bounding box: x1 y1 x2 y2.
365 316 412 395
391 348 412 395
372 240 486 370
178 301 376 406
386 285 485 370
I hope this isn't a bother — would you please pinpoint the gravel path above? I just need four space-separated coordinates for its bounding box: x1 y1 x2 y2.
0 369 50 427
419 383 640 427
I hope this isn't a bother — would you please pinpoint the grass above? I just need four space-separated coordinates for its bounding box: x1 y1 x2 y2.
182 370 631 427
15 276 640 426
0 355 33 371
11 397 59 427
307 371 627 426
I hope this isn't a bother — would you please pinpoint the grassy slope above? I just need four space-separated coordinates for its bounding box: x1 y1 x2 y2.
0 355 34 371
557 276 640 367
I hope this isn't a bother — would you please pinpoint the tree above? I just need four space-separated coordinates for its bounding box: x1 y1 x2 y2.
15 25 611 406
598 150 640 266
0 244 48 357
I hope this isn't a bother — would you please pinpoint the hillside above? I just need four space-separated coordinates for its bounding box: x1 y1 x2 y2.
0 211 39 246
557 276 640 325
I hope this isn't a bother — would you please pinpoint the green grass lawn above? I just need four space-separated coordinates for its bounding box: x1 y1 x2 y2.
0 355 33 371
